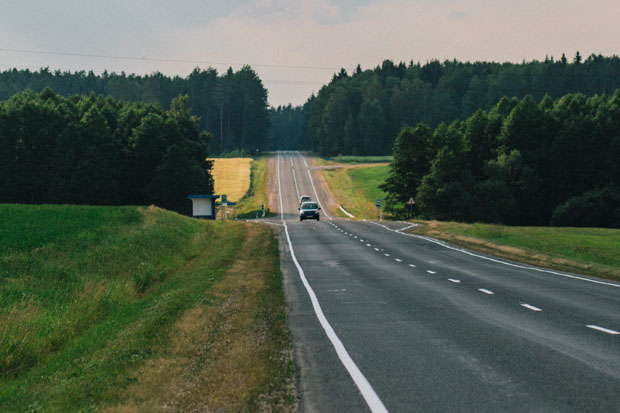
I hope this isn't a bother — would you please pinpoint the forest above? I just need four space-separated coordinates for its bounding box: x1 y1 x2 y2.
0 65 269 155
381 92 620 228
269 52 620 156
0 88 213 214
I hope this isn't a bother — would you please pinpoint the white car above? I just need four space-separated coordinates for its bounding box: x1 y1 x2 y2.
299 195 311 205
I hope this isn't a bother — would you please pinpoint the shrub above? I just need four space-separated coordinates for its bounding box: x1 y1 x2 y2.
551 186 620 228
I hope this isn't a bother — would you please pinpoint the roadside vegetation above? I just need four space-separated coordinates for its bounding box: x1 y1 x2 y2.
319 163 389 219
0 204 294 412
324 155 392 164
410 221 620 281
236 156 277 219
317 160 620 281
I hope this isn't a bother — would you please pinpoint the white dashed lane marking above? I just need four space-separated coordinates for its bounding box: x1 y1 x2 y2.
426 270 437 274
395 258 402 262
448 279 461 284
521 303 543 312
374 248 380 251
408 264 416 268
478 288 494 295
384 253 390 257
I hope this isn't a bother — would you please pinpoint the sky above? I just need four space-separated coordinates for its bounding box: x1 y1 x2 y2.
1 0 619 107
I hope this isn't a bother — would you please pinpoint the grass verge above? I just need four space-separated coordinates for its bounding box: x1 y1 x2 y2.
318 164 390 219
0 204 294 411
236 156 277 219
410 220 620 281
323 155 393 164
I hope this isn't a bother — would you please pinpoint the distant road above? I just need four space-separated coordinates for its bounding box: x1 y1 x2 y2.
269 151 620 412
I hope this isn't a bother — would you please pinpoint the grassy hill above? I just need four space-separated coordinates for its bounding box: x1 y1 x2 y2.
315 160 620 281
0 204 294 411
318 162 390 219
411 221 620 281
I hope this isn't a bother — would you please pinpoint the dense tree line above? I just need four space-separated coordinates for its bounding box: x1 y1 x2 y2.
0 88 213 214
381 92 620 228
267 105 306 150
0 66 269 154
274 53 620 155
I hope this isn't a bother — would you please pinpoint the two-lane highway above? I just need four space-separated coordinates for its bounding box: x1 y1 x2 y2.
273 151 620 412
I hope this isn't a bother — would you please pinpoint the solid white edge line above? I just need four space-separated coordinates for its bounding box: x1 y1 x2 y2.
478 288 494 295
521 303 543 312
304 158 332 221
586 325 620 335
339 205 355 218
366 221 620 289
277 152 388 413
245 220 284 227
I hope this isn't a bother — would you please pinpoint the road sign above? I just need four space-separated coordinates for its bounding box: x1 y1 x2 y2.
221 194 227 206
376 199 381 208
408 197 415 205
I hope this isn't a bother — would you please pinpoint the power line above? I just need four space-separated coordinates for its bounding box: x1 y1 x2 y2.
0 47 354 71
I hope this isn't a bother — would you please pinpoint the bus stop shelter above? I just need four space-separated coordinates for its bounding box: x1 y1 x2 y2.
187 195 220 219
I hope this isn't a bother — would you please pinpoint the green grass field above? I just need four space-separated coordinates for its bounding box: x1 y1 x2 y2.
319 164 390 218
0 204 293 411
411 221 620 281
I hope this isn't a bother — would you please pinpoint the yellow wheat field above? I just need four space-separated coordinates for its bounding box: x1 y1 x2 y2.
208 158 252 202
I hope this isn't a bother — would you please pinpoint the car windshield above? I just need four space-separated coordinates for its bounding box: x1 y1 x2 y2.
302 203 318 209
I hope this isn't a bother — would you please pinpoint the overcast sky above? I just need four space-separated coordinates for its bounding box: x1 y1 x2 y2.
1 0 619 106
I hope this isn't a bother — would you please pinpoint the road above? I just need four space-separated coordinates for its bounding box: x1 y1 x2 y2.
265 151 620 412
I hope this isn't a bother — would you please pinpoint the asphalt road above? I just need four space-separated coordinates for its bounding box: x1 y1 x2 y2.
267 151 620 412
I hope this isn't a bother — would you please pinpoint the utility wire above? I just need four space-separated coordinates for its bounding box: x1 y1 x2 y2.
0 47 355 71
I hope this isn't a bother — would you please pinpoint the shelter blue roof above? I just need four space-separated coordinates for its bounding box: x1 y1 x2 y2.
187 194 220 199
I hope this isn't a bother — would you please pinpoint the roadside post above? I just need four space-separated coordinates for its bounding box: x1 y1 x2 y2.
228 201 236 220
221 194 227 222
408 197 415 219
261 203 265 218
376 199 382 221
